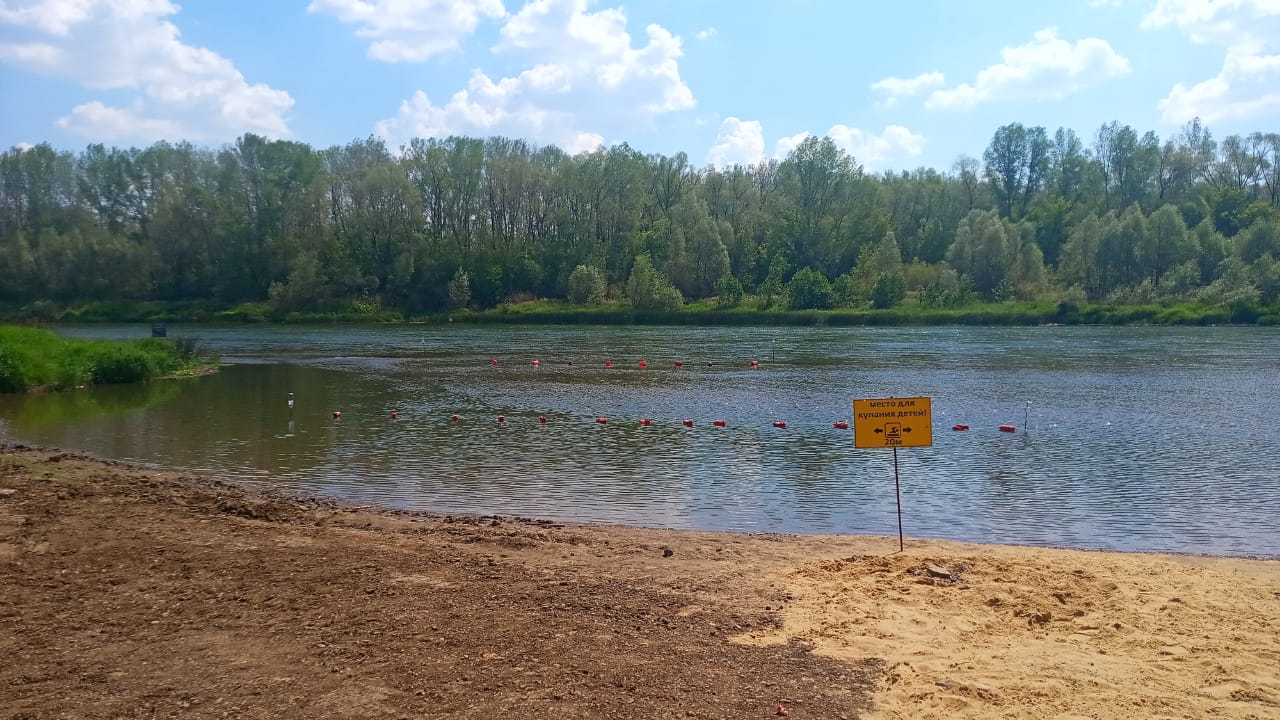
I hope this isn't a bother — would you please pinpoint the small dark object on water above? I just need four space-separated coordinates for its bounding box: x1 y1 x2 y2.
662 548 674 557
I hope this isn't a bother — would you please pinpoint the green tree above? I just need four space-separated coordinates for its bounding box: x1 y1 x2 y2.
567 264 607 305
871 273 907 308
627 253 683 311
786 267 834 309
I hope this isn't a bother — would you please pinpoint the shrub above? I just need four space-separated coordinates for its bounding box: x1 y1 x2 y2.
567 264 607 305
714 275 744 309
871 273 907 309
786 268 834 310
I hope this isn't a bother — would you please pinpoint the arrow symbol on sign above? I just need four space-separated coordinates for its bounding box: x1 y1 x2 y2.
903 427 913 433
873 428 883 434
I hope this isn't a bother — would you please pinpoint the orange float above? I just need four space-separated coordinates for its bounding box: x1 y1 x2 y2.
713 419 727 427
682 419 694 427
953 424 970 431
999 424 1016 433
772 421 787 429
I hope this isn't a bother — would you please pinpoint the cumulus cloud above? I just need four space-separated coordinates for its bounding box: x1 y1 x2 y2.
705 117 763 167
827 124 925 169
1142 0 1280 124
370 0 695 152
0 0 293 142
695 27 717 40
925 27 1130 109
307 0 506 62
772 131 810 160
870 71 945 107
706 123 925 170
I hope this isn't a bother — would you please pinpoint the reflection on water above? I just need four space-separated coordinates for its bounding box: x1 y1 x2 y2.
2 324 1278 557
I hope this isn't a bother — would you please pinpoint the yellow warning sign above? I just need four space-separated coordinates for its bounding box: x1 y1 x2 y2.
853 396 933 448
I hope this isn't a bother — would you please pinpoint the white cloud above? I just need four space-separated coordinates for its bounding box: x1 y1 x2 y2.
1142 0 1280 124
307 0 506 62
0 0 293 142
705 117 763 167
373 0 694 152
708 123 925 170
925 27 1130 109
14 141 35 151
695 26 717 40
827 124 926 169
773 131 810 159
870 71 944 107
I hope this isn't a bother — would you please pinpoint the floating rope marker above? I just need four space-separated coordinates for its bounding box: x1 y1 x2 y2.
999 424 1016 433
538 415 547 424
713 419 727 427
638 360 648 368
332 410 342 419
604 360 613 368
750 360 759 368
498 415 506 423
772 421 787 428
638 419 652 426
491 359 498 366
683 419 694 427
531 359 540 366
833 421 849 429
673 361 683 367
596 417 608 424
953 424 969 431
390 412 398 420
451 414 460 422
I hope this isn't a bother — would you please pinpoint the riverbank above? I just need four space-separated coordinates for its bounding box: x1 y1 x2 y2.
1 445 1277 719
5 296 1278 327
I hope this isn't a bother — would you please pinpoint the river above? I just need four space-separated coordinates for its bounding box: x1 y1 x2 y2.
2 324 1277 557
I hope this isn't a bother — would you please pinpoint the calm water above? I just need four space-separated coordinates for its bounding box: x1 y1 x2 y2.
2 324 1278 557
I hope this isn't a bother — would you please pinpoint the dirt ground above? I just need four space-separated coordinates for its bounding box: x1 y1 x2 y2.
1 444 1277 720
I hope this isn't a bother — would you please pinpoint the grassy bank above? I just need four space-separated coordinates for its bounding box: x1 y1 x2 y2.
0 325 210 393
2 297 1277 327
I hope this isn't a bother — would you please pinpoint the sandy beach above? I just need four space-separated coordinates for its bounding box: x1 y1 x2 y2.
2 444 1277 719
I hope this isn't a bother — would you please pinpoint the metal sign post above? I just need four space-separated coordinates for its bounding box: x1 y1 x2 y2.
853 396 934 552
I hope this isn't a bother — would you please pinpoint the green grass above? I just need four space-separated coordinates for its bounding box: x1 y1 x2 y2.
0 325 211 394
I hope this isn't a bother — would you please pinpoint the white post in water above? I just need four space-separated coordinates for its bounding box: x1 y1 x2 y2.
1024 401 1031 434
288 392 295 412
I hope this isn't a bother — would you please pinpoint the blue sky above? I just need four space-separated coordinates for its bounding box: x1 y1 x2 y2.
1 0 1277 172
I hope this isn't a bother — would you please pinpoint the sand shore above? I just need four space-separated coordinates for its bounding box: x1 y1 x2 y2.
1 445 1277 719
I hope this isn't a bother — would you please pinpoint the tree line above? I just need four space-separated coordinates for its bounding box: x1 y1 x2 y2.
1 119 1278 316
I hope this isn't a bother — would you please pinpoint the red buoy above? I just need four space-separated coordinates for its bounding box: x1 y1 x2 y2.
682 419 694 427
706 361 713 367
833 421 849 429
638 419 652 426
604 360 613 368
532 359 540 366
713 419 727 427
999 424 1016 433
498 415 506 423
390 411 398 420
538 415 547 424
953 424 970 431
638 360 648 368
451 414 460 421
491 359 498 366
332 410 342 419
772 421 787 429
750 360 759 368
673 361 683 368
596 417 608 424
567 360 573 366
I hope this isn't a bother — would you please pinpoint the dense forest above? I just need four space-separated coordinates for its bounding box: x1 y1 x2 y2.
2 119 1279 321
